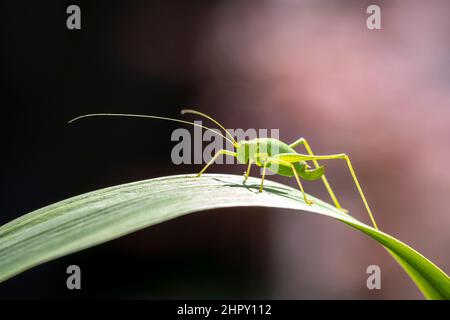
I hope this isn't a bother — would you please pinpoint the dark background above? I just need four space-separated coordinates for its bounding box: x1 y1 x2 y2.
1 0 270 299
1 0 449 299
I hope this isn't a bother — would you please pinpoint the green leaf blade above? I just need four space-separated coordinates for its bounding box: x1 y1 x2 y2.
0 174 448 299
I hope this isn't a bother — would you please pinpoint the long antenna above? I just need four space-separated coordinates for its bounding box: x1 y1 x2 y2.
181 109 238 146
68 113 238 147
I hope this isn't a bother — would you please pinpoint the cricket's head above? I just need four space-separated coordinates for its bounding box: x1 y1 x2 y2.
236 140 249 164
236 139 260 164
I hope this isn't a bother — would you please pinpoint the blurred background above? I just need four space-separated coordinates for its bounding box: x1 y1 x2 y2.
1 0 449 299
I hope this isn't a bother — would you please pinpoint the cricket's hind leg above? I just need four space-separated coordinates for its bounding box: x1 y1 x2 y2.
278 152 379 230
289 137 348 213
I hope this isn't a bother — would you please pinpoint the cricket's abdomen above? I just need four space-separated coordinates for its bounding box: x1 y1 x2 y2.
237 138 306 177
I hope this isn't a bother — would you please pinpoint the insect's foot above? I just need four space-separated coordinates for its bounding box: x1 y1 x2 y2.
338 207 349 214
305 199 314 206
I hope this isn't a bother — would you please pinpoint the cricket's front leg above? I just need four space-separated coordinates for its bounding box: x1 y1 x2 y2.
254 153 269 192
243 160 253 183
194 149 237 178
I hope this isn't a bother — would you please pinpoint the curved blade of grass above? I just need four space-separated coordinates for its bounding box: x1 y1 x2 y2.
0 174 448 299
